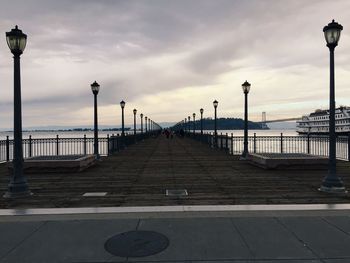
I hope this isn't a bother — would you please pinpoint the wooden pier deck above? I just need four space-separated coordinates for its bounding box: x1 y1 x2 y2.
1 135 350 208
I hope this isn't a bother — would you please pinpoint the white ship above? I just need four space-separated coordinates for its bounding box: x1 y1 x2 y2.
297 106 350 134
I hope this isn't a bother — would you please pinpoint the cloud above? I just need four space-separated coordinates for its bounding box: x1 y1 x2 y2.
1 0 350 129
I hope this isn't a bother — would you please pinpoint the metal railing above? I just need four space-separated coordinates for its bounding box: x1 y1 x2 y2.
188 132 350 161
0 131 160 163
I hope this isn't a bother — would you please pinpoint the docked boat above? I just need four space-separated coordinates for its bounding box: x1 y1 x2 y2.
297 106 350 134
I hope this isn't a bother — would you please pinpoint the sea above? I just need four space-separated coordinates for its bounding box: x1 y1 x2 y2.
0 129 298 140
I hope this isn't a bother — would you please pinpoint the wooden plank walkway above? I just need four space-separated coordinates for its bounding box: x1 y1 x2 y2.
0 135 350 208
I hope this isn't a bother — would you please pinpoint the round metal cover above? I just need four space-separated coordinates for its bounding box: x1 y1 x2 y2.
104 230 169 257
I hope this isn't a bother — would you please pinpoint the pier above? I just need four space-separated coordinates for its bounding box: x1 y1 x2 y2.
1 134 349 209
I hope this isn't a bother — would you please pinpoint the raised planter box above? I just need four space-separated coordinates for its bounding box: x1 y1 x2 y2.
8 155 96 173
247 153 328 170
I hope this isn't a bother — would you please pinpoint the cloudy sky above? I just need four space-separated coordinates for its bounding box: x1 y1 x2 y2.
0 0 349 129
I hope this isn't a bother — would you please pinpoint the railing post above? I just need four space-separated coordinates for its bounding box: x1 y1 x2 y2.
117 134 120 151
253 133 256 153
29 135 32 157
307 133 310 154
111 134 115 153
56 134 59 156
280 133 283 153
348 132 350 161
6 136 10 162
226 133 228 152
220 132 223 149
107 134 110 156
83 134 87 155
231 133 233 155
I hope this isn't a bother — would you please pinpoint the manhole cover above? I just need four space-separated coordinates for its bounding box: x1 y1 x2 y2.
104 230 169 257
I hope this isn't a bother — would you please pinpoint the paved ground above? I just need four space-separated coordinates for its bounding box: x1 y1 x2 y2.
1 136 350 262
1 135 350 208
0 208 350 263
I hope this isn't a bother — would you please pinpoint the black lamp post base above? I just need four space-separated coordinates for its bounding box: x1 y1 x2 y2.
319 185 347 194
240 151 249 160
319 177 347 194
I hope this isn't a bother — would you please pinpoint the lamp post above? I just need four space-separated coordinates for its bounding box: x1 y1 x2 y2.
91 81 100 160
148 118 151 132
140 113 144 134
213 100 218 147
193 113 196 135
120 100 126 137
320 20 346 193
200 108 204 135
145 117 148 133
241 80 251 158
133 109 137 136
4 25 31 198
188 116 191 135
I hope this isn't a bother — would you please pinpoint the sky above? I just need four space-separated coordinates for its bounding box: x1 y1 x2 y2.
0 0 350 129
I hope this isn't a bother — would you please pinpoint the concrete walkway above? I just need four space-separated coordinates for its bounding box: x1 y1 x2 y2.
0 206 350 262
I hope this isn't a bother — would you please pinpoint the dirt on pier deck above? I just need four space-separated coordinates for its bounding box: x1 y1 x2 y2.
1 135 350 208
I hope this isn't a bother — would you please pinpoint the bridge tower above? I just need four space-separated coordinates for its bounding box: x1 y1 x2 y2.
261 112 268 129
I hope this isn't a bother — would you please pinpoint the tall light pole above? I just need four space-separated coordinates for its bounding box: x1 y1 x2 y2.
133 109 137 136
188 115 191 134
145 117 148 133
91 81 100 160
200 108 204 135
120 100 126 137
320 20 346 193
140 113 144 134
4 25 31 198
213 100 218 147
148 118 151 132
193 113 196 135
242 80 251 158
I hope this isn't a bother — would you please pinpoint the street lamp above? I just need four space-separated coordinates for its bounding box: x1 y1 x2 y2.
91 81 100 159
140 113 144 134
120 100 126 137
200 108 204 135
188 115 191 134
193 113 196 135
145 116 148 133
242 80 251 158
213 100 218 147
4 25 31 198
133 109 137 136
320 20 346 193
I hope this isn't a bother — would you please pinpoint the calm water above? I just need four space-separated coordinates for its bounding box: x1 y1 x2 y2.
0 129 298 140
